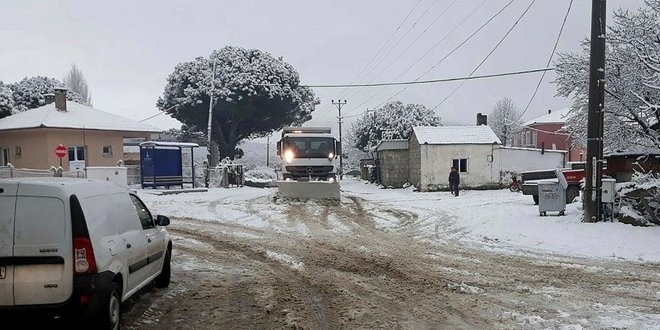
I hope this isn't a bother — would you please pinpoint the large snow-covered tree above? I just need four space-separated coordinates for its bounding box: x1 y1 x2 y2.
488 96 522 146
157 46 319 159
162 124 206 145
0 82 15 119
555 0 660 152
10 76 85 112
63 64 92 105
349 101 441 152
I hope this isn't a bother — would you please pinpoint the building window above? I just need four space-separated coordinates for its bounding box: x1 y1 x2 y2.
532 131 538 146
1 148 9 166
452 158 468 173
102 145 113 156
68 146 85 161
15 146 21 157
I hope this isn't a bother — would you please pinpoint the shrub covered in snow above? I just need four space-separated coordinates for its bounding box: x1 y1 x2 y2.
617 172 660 226
244 166 277 182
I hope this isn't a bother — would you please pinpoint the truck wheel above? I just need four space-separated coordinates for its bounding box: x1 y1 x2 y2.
532 195 539 205
566 187 579 204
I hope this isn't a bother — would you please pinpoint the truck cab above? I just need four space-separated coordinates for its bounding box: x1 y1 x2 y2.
277 127 339 181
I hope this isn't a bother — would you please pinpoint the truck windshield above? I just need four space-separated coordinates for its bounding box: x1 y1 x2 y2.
283 137 335 158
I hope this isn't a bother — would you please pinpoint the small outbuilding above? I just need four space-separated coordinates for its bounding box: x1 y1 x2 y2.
374 139 409 187
409 126 502 191
605 149 660 182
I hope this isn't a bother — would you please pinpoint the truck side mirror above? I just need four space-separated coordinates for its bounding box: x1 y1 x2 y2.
335 141 341 159
276 142 281 156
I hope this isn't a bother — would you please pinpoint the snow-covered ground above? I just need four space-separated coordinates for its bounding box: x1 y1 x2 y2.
139 177 660 263
125 177 660 329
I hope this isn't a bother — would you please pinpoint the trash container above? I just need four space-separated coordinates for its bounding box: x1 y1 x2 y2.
538 180 566 216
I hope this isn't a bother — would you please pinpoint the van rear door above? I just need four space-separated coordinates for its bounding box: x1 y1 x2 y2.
0 182 18 306
13 184 71 305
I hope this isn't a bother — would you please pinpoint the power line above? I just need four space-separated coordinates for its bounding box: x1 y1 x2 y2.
314 0 424 124
305 67 552 88
342 0 440 101
517 0 574 121
351 0 516 114
433 0 537 110
332 0 424 102
337 0 489 119
138 111 165 122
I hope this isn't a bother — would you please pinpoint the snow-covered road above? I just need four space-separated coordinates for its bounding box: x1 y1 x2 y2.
119 178 660 329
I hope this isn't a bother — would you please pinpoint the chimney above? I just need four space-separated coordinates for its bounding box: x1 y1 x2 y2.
54 87 67 112
476 112 488 126
44 93 55 105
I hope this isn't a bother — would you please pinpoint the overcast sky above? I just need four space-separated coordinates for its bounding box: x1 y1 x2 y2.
0 0 647 137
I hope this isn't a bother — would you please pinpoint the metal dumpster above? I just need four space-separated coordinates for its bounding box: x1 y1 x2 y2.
538 169 569 216
538 181 565 216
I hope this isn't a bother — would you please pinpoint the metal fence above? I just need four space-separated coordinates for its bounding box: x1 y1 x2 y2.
0 165 85 179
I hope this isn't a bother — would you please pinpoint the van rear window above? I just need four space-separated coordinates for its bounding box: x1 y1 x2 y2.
14 197 65 245
70 195 90 238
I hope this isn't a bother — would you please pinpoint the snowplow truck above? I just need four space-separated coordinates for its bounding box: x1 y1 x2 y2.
275 127 341 200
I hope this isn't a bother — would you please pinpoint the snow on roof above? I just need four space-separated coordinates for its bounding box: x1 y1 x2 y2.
523 107 571 126
605 147 660 157
0 101 161 133
375 139 408 151
412 126 501 145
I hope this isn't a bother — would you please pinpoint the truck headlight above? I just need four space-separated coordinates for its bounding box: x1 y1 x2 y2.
328 152 334 159
284 149 295 163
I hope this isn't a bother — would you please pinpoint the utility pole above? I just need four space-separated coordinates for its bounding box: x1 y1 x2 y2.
207 59 218 168
266 135 270 167
584 0 606 222
332 99 346 179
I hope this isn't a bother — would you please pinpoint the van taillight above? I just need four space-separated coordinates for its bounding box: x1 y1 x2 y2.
73 237 97 275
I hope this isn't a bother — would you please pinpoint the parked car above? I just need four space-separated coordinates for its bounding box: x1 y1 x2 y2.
521 162 608 204
0 177 172 329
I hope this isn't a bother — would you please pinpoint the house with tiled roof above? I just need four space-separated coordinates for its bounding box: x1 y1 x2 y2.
0 88 161 172
510 108 584 162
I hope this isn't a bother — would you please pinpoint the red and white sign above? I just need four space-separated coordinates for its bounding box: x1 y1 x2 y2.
55 144 67 158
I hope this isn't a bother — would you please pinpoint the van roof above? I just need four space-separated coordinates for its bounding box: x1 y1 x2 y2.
1 177 130 196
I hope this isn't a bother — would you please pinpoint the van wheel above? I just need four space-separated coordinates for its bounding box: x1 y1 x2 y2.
155 248 171 288
99 282 121 330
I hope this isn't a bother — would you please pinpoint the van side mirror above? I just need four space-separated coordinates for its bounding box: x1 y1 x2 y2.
156 215 170 226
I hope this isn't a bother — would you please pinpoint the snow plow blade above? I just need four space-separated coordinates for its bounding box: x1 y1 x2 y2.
276 180 340 201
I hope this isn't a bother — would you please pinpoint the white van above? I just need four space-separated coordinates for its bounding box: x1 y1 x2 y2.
0 177 172 329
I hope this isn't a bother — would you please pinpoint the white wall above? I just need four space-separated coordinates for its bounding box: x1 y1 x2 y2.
419 144 498 191
497 147 565 173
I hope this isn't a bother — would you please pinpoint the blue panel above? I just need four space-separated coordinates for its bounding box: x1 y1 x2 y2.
140 147 183 188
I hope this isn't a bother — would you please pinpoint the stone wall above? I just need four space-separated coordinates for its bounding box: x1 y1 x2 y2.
378 150 409 188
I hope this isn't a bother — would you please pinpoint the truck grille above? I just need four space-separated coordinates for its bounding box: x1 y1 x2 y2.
285 166 334 177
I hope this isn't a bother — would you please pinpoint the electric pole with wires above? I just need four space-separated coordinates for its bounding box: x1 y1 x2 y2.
332 99 346 179
584 0 606 222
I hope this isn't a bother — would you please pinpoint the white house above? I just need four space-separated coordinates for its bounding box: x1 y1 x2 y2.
408 126 502 192
406 126 566 192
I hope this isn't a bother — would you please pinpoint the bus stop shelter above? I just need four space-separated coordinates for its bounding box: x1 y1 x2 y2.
139 141 199 189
